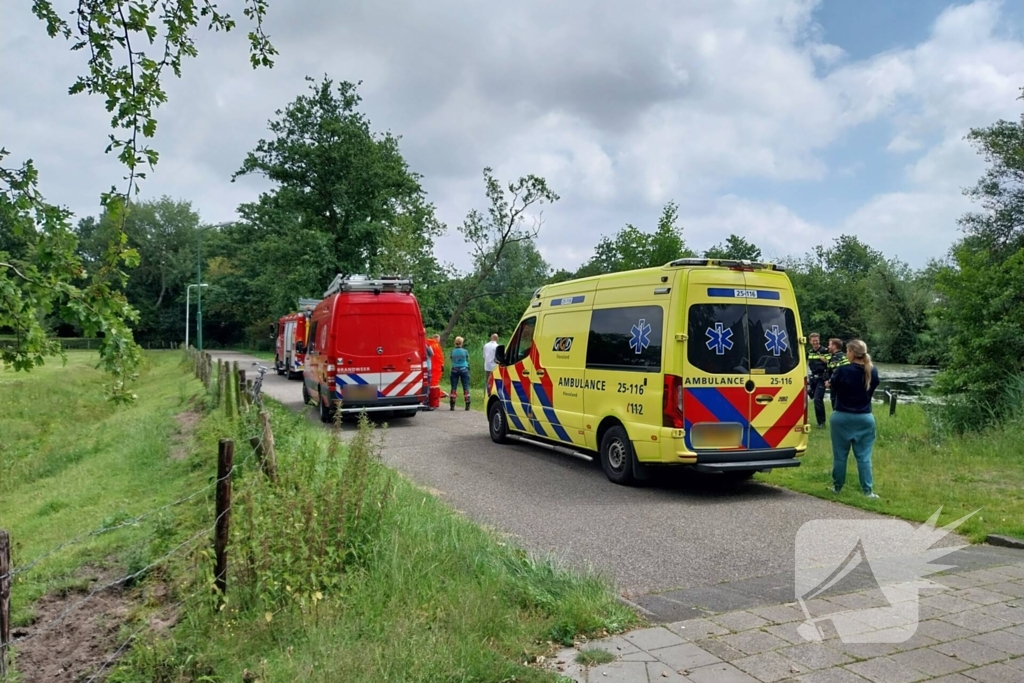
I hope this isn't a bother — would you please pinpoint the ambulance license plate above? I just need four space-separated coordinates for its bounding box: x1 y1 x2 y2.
342 385 377 401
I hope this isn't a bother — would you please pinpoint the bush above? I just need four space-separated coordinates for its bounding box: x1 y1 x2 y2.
934 373 1024 434
232 414 393 611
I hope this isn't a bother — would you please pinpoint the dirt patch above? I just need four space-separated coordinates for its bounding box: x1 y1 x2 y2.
170 405 203 461
10 566 168 682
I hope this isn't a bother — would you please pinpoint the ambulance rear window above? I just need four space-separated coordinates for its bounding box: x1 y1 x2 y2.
687 304 799 375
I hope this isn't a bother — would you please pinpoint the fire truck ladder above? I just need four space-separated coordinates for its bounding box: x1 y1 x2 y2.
323 274 415 297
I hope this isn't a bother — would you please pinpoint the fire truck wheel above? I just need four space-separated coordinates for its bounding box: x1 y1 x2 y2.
275 357 285 376
318 387 333 423
600 425 637 486
488 401 508 444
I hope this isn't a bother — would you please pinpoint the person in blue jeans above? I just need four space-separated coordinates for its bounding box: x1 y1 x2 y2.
829 339 881 498
450 336 471 411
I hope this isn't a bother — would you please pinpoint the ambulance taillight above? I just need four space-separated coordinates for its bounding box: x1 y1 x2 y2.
663 374 685 428
803 375 809 423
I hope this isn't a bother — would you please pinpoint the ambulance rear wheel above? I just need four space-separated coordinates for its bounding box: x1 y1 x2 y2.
600 426 636 486
488 401 508 444
318 386 333 424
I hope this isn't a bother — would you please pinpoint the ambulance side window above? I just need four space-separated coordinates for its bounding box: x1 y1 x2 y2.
586 306 663 373
507 316 537 365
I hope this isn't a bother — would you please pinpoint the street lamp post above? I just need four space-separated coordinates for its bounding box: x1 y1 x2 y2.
185 283 208 348
195 222 230 353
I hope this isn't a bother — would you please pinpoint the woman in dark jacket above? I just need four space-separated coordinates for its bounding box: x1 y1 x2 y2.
829 339 880 498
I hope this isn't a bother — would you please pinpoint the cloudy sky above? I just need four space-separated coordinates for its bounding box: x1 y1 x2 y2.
2 0 1024 272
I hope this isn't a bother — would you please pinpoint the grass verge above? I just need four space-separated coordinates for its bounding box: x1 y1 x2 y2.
28 354 632 681
0 351 210 625
763 402 1024 543
111 398 636 681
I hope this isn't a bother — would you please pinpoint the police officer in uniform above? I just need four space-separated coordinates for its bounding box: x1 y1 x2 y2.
825 337 850 410
806 332 830 428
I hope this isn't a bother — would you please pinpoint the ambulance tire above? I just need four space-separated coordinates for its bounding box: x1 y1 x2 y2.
318 386 333 424
488 401 509 444
600 426 637 486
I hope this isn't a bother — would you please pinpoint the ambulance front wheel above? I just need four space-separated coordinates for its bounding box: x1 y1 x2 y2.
488 401 508 444
600 426 637 486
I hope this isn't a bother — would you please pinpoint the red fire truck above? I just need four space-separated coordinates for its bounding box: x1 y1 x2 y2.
274 298 319 380
302 275 429 421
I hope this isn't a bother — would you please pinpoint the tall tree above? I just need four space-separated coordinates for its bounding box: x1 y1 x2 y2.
233 76 441 280
936 101 1024 424
704 234 762 261
440 167 558 343
576 201 694 277
76 197 201 342
2 2 276 399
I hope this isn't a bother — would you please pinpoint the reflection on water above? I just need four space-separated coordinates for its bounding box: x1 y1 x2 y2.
875 363 939 395
875 363 939 404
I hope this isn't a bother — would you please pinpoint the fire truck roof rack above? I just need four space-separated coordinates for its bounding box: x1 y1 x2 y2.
323 274 415 297
298 297 322 314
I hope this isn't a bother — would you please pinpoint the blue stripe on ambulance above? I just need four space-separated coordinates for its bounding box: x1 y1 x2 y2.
510 380 547 437
685 387 771 450
496 379 527 431
706 287 781 300
532 383 572 443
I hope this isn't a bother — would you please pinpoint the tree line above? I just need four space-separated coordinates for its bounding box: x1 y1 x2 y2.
6 67 1024 430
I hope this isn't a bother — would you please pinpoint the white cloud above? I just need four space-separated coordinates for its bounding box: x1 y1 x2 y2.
1 0 1022 275
886 135 925 153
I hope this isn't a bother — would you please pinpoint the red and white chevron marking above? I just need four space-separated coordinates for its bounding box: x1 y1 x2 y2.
380 370 425 397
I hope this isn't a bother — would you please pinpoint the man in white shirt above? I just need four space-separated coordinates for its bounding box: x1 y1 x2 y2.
483 333 499 393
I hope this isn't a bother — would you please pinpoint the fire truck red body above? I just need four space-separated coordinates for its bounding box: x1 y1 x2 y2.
303 275 428 421
274 312 308 380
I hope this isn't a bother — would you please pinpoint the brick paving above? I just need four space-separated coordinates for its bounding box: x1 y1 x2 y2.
546 564 1024 683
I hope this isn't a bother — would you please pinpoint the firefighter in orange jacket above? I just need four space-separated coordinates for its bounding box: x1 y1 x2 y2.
426 333 444 408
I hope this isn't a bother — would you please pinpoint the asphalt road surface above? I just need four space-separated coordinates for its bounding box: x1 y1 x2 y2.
216 352 1022 620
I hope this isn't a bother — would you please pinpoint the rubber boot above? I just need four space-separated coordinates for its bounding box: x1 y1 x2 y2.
464 394 471 411
449 392 456 411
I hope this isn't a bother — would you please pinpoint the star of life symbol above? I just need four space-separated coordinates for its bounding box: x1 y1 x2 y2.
764 325 789 356
705 322 734 356
629 319 652 355
795 508 977 644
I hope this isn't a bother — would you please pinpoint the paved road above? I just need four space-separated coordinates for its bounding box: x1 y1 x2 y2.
219 352 1022 621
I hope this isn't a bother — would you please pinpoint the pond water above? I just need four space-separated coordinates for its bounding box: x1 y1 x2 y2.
874 363 939 396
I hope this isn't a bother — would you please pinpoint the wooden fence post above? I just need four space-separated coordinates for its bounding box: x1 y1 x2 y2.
223 363 234 420
214 440 233 599
1 529 11 679
889 391 898 417
237 370 247 412
258 411 278 482
216 359 224 407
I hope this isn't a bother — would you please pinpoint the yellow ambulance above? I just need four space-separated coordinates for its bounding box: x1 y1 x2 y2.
486 258 810 485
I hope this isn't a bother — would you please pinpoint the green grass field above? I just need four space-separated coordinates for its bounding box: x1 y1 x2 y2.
1 351 635 681
763 401 1024 543
0 352 211 625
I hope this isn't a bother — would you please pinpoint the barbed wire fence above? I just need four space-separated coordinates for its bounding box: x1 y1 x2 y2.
0 350 279 681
